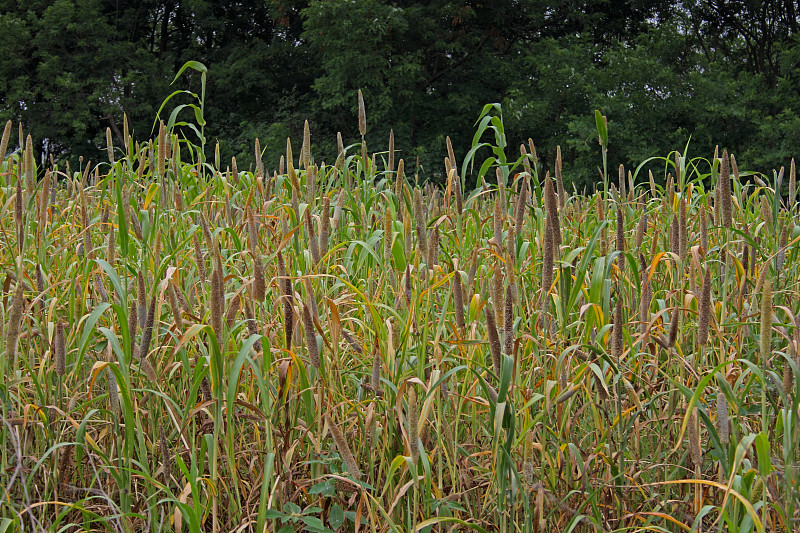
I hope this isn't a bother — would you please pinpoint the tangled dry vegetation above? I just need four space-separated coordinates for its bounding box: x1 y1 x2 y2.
1 99 799 533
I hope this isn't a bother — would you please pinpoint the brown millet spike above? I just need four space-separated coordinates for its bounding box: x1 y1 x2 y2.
138 291 157 361
453 270 465 330
720 150 732 228
0 120 11 160
486 305 502 375
503 285 513 356
325 413 362 479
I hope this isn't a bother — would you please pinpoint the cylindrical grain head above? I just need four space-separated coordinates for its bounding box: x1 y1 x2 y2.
0 120 11 161
357 89 367 137
210 268 223 337
544 172 561 249
306 210 320 264
303 302 320 369
720 150 732 227
320 195 330 257
612 293 624 359
407 387 420 465
138 291 157 361
25 135 35 194
504 285 514 355
688 407 703 467
413 188 428 256
515 176 528 237
486 305 502 375
325 414 362 480
453 269 465 330
383 206 393 265
716 392 729 445
302 120 311 169
106 127 114 163
493 195 503 250
679 195 687 262
333 188 345 230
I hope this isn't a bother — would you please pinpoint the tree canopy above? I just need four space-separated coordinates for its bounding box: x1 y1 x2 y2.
2 0 800 188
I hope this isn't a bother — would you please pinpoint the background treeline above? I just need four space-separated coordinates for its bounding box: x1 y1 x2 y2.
2 0 800 188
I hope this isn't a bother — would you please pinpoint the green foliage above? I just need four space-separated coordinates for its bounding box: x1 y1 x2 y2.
4 1 800 188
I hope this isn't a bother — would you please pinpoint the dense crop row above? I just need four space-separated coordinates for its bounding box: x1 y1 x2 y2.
0 99 798 532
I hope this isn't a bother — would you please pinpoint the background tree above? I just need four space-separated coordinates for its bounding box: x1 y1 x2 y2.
1 0 800 188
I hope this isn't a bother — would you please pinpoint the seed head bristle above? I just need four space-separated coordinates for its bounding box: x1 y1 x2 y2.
25 135 35 195
210 267 224 337
325 414 362 479
303 302 320 369
407 387 420 465
0 120 11 160
453 269 465 330
138 290 157 362
106 127 114 163
306 210 320 264
496 167 506 211
612 292 624 359
413 188 428 257
224 293 241 330
688 407 702 466
670 213 679 256
544 172 561 249
503 285 514 355
667 297 681 349
515 176 528 237
320 195 330 258
302 120 311 169
716 392 729 445
486 305 502 375
720 150 732 227
383 205 393 265
357 89 367 137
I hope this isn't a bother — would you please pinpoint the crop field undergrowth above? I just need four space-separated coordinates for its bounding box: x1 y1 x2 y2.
1 87 799 532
